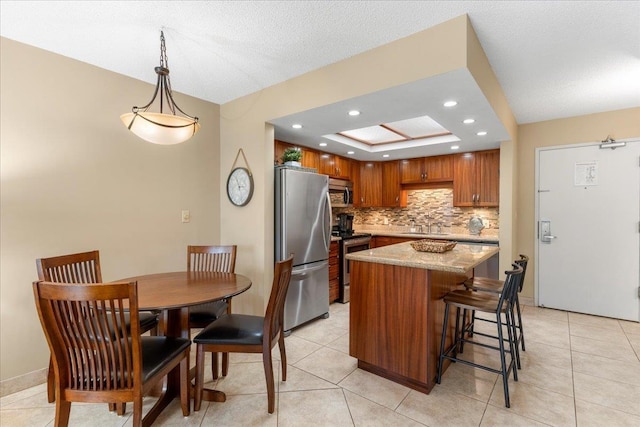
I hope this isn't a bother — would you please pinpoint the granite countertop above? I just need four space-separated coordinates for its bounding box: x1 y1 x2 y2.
345 241 499 274
356 227 499 244
331 236 341 242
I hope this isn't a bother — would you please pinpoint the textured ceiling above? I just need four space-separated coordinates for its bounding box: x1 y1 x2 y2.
2 1 638 126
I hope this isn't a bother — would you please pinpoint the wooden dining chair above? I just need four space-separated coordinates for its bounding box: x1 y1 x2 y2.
193 257 293 414
36 250 159 406
32 280 191 427
187 245 237 379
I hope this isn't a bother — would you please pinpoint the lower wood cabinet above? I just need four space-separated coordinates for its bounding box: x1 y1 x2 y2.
371 236 418 248
329 241 340 303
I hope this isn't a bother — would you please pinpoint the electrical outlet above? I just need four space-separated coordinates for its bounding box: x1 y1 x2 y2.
181 210 190 223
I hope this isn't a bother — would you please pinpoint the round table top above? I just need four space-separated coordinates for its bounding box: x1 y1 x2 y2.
116 271 252 311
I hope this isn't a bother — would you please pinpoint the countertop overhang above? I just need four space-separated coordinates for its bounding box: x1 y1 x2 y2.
357 228 499 244
346 241 499 274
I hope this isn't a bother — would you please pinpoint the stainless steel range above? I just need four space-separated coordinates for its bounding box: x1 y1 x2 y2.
332 231 371 303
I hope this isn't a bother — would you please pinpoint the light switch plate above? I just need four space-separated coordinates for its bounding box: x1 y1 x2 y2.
181 210 190 223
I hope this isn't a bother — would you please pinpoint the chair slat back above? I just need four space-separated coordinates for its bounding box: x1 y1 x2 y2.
515 254 529 292
33 281 141 394
187 245 237 273
497 264 523 311
264 257 294 342
36 251 102 283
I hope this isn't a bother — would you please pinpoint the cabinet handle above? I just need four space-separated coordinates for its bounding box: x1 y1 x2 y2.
472 194 476 202
477 193 480 202
395 196 399 202
424 172 428 180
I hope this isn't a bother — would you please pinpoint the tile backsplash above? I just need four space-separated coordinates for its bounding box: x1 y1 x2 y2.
333 188 499 231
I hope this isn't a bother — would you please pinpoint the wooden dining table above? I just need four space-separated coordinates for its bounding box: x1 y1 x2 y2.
116 270 252 423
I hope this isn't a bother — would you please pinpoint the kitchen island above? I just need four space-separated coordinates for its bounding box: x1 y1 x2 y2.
346 241 499 394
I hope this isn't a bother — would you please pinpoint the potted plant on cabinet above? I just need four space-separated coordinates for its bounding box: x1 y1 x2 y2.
282 147 302 166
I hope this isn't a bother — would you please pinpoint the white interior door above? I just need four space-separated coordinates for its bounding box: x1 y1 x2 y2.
536 140 640 321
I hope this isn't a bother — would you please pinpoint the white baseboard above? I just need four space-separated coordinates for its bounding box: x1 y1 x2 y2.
0 368 47 398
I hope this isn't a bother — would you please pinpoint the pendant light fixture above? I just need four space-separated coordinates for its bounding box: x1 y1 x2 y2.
120 31 200 145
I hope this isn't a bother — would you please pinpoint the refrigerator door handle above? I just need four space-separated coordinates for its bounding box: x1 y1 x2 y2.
291 261 328 279
324 191 332 253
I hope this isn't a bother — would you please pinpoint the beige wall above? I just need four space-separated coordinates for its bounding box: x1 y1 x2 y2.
516 107 640 297
0 38 221 381
465 18 519 279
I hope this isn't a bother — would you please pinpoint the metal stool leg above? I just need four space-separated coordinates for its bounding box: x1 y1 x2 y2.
496 311 511 408
437 303 450 384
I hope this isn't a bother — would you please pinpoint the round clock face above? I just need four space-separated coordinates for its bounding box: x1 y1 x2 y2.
227 167 254 206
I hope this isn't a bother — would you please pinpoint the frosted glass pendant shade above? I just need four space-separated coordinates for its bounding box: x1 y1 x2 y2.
120 112 200 145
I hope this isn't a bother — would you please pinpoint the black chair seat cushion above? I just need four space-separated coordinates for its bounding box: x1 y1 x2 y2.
140 336 191 382
189 300 228 324
194 314 264 346
137 311 160 333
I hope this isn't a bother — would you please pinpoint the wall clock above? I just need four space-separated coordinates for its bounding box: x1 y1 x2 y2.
227 166 254 206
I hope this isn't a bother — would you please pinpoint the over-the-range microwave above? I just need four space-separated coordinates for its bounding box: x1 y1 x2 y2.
328 178 353 208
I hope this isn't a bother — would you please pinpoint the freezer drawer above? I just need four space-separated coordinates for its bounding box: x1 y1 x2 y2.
284 260 329 332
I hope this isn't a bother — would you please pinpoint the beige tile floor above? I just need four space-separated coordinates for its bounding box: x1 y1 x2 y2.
2 302 640 426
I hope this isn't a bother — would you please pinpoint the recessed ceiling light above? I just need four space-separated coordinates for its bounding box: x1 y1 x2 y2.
443 101 458 107
463 118 475 124
451 145 460 150
348 110 360 116
347 151 355 155
382 154 389 158
319 142 327 147
292 124 302 129
476 131 487 136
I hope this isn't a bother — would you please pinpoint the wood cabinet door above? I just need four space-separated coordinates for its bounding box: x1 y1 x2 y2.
329 241 340 303
424 155 453 181
453 153 476 207
350 160 361 207
334 156 351 180
274 139 290 165
301 148 320 171
400 158 425 183
359 162 382 207
476 150 500 206
453 150 500 207
382 161 405 207
318 153 335 176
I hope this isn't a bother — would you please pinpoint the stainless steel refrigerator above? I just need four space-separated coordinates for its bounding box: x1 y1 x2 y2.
275 167 331 333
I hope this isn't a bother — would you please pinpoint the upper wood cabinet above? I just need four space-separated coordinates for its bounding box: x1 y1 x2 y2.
319 153 351 179
453 149 500 207
358 161 382 207
351 160 362 207
274 139 319 170
400 155 453 184
274 139 288 165
301 149 320 170
382 161 406 207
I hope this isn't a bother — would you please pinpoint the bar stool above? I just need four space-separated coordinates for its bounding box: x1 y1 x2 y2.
437 264 523 408
464 255 529 356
